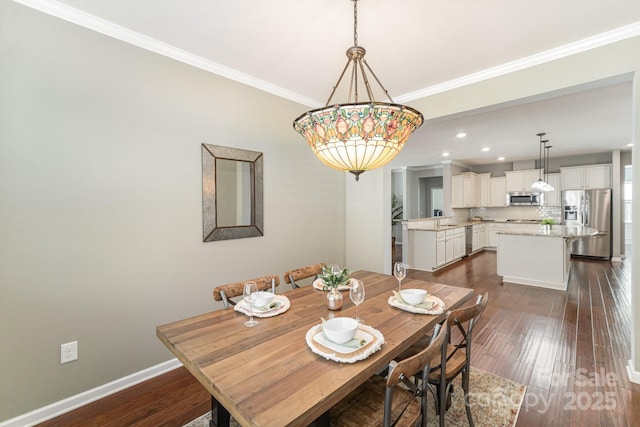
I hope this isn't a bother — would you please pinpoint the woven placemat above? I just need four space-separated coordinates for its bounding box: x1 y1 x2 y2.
305 323 384 363
234 295 290 318
388 293 446 315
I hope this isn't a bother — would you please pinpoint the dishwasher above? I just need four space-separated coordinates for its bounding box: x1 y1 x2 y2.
465 225 473 256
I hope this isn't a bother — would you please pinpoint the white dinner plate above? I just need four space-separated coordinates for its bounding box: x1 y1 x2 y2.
312 328 374 354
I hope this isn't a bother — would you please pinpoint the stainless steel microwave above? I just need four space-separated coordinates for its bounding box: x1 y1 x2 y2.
507 192 542 206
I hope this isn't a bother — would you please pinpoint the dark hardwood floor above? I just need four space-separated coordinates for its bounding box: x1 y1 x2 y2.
38 251 638 427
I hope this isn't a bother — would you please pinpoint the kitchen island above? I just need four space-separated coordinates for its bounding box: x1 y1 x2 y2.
407 225 468 272
497 225 598 291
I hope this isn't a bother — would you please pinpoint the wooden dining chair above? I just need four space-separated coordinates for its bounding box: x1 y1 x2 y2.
428 292 489 427
212 274 280 308
329 322 448 427
283 263 325 289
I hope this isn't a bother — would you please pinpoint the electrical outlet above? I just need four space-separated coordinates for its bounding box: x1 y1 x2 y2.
60 341 78 364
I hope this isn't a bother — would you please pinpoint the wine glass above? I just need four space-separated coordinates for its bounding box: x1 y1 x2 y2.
243 281 259 327
349 280 365 323
394 262 406 291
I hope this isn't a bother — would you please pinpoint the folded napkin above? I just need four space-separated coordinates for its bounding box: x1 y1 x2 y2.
322 333 366 348
255 301 280 311
393 291 434 309
234 295 290 318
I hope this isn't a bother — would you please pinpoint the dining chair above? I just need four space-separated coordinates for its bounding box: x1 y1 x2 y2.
212 274 280 308
329 322 448 427
283 263 325 289
428 292 489 427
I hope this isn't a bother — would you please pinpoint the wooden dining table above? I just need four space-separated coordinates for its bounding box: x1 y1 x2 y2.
156 270 474 427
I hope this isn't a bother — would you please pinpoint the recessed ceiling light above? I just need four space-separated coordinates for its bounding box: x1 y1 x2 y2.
481 147 490 152
442 152 450 157
627 143 634 147
456 132 467 139
498 156 505 161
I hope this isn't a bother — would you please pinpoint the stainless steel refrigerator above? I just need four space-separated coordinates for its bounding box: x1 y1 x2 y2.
562 189 612 259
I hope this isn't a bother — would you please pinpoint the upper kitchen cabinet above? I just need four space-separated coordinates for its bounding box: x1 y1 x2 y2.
505 169 542 192
542 173 561 206
489 177 507 207
451 172 476 208
475 173 491 207
560 164 611 189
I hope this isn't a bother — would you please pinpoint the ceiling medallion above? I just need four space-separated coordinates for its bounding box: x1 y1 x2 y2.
292 0 424 181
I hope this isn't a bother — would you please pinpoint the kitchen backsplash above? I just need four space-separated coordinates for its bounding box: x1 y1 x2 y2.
470 206 562 222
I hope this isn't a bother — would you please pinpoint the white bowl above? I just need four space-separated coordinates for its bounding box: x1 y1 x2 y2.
400 289 427 305
322 317 359 344
252 291 275 308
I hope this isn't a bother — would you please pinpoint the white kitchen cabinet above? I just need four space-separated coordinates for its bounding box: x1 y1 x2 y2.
471 224 486 252
505 169 542 192
408 230 438 271
443 228 465 265
585 165 612 189
542 173 561 206
408 227 465 272
436 234 446 267
451 173 476 208
489 177 507 207
445 234 455 263
560 167 583 189
560 164 611 189
475 173 491 207
452 228 466 260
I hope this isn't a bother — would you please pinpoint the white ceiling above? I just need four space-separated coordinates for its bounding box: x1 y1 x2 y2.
17 0 640 166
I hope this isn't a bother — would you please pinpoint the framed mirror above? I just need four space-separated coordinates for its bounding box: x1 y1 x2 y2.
202 144 264 241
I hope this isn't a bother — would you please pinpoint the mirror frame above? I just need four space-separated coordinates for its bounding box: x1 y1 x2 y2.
202 144 264 241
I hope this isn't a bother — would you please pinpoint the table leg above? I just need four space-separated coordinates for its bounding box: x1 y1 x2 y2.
313 410 330 427
209 396 230 427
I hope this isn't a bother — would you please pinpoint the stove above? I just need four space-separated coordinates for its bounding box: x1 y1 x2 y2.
506 219 542 224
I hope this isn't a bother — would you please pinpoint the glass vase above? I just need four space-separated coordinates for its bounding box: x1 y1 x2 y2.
327 287 343 310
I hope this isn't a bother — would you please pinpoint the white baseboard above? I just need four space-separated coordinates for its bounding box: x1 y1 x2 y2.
627 360 640 384
0 358 182 427
611 256 623 262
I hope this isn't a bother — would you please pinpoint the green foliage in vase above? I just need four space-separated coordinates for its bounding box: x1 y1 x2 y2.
319 265 351 290
541 218 556 226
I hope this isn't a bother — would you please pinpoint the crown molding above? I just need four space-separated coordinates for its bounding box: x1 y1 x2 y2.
12 0 640 108
396 21 640 103
11 0 322 108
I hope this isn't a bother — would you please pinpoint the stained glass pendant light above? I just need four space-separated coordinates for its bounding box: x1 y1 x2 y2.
292 0 424 181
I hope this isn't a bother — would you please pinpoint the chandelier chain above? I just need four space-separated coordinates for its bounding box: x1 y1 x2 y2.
353 0 358 46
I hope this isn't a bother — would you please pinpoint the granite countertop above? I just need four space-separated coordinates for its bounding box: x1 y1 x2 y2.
409 225 466 231
497 225 598 238
407 222 470 231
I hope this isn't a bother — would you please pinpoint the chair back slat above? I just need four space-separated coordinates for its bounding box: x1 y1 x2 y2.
213 275 280 308
283 263 325 289
385 323 448 427
431 292 488 427
387 322 447 388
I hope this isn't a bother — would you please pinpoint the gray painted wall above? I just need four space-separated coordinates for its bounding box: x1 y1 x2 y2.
0 2 346 420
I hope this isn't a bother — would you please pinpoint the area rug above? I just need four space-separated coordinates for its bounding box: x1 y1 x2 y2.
184 367 525 427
